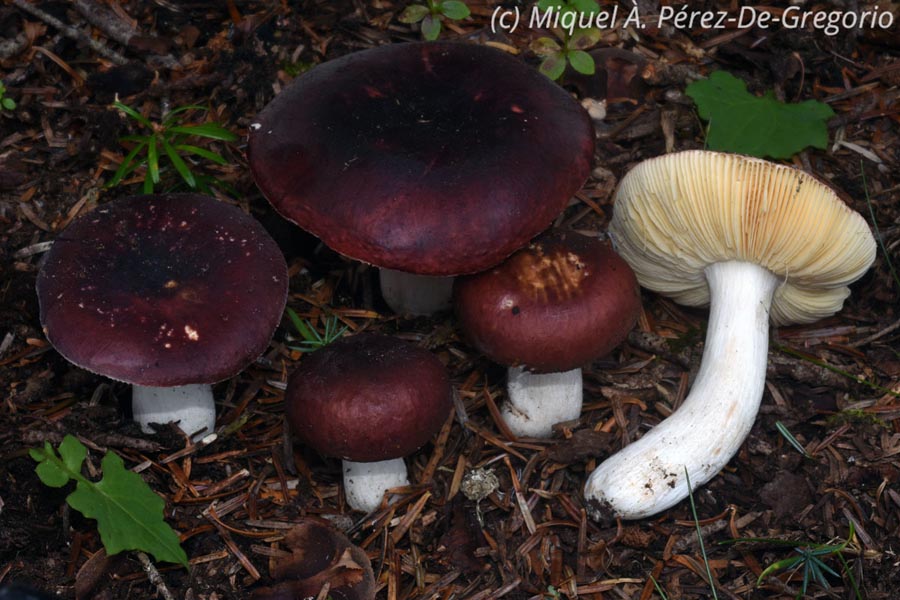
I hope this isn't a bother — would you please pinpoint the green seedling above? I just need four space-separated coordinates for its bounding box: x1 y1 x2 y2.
724 523 862 599
286 307 348 352
30 434 188 568
399 1 470 41
685 71 834 159
532 0 603 80
107 100 238 194
0 81 15 111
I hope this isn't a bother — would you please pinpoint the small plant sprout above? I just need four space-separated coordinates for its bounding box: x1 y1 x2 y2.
0 81 15 111
108 100 238 193
30 435 188 567
286 308 348 352
399 0 470 40
532 0 604 80
725 523 863 599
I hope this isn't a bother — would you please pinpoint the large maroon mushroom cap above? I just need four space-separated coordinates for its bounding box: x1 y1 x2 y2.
248 41 595 276
286 334 451 462
36 194 288 386
454 231 640 373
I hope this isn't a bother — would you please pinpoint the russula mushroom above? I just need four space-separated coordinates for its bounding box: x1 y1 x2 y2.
248 41 594 315
36 194 288 438
285 334 452 512
585 150 877 520
454 231 641 438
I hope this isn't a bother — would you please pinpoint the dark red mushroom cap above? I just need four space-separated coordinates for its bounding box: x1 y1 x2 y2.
286 334 451 462
454 231 640 373
248 41 595 276
36 194 288 386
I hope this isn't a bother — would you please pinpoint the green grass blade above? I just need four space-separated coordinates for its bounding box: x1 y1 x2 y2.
861 161 900 292
775 421 811 458
168 123 238 142
147 136 160 184
113 100 152 129
161 104 208 127
106 141 148 188
160 137 196 188
174 144 229 165
684 468 718 600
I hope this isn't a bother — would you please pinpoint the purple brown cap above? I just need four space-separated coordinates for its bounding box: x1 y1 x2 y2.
248 41 595 276
36 193 288 386
454 231 640 373
286 334 451 462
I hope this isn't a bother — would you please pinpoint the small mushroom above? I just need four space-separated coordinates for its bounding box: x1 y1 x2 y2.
248 41 594 315
585 151 877 520
454 231 641 437
285 334 452 512
36 194 288 438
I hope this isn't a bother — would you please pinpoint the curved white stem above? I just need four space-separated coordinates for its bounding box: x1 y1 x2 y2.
343 458 409 513
378 268 454 316
584 261 779 520
132 383 216 439
502 366 583 438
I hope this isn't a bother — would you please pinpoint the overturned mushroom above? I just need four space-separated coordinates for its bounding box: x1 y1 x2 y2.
585 151 876 520
251 518 375 600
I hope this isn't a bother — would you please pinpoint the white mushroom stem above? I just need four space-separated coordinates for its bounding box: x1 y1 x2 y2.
342 458 409 513
502 366 583 438
585 260 779 520
132 383 216 440
378 268 454 316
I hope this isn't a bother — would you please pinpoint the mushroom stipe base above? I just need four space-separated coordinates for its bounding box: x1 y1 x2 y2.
343 458 410 513
503 366 583 438
132 383 216 440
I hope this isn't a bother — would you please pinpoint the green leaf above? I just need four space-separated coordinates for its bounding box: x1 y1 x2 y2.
168 123 238 142
571 0 601 14
685 71 834 159
440 1 470 20
421 14 441 40
531 36 562 56
31 435 188 567
2 97 15 110
537 0 564 9
567 50 595 75
539 54 567 81
161 138 196 188
569 28 601 50
399 4 430 23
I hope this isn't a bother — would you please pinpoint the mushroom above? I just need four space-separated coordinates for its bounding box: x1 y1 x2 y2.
585 151 877 520
248 41 594 315
285 334 452 512
251 517 375 600
454 231 641 437
36 194 288 438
